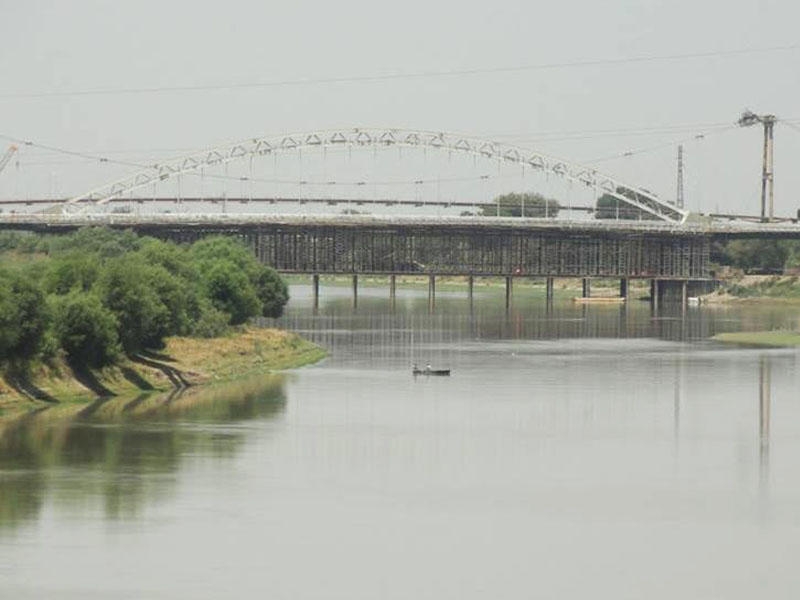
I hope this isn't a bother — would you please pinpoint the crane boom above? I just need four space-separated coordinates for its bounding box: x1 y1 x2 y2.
0 145 18 175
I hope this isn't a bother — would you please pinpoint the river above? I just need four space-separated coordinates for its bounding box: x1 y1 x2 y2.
2 282 800 599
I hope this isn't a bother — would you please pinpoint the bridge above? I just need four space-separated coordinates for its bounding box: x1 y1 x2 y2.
2 127 798 307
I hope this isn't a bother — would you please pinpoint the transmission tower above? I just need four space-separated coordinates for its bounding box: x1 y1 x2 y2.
738 110 776 221
676 144 684 209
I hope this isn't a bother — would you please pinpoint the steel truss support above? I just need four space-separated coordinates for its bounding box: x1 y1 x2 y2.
66 128 688 223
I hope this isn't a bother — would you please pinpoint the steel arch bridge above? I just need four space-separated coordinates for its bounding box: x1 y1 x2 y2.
66 127 688 223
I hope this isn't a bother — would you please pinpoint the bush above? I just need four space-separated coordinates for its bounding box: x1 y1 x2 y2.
256 266 289 318
97 257 172 352
481 192 560 218
52 292 120 367
0 270 49 363
191 300 231 338
202 261 261 325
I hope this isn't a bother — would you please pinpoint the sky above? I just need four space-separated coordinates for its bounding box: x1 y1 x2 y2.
0 0 798 216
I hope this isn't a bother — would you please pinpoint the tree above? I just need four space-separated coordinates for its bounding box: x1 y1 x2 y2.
723 240 789 273
44 253 101 295
255 266 289 318
52 291 120 367
97 256 172 352
190 236 289 322
481 192 560 218
46 227 142 258
0 270 49 364
0 277 20 362
201 261 262 325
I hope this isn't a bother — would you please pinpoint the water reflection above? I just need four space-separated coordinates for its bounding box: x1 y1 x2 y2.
0 375 286 530
759 357 771 493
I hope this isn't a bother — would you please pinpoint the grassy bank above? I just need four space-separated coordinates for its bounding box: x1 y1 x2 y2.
705 275 800 304
712 330 800 348
0 327 325 415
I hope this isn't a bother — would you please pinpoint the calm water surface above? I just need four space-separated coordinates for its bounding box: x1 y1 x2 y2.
2 284 800 599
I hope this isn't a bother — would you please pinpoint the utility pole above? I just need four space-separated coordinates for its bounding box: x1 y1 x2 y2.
738 110 777 221
676 144 685 209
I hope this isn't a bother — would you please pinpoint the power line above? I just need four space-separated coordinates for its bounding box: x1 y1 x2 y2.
581 124 739 164
1 44 798 100
0 133 146 169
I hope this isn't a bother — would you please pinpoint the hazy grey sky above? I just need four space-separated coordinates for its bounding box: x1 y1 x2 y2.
1 0 798 215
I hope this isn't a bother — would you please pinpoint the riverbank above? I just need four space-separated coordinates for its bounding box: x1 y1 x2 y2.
712 330 800 347
703 275 800 304
0 327 325 415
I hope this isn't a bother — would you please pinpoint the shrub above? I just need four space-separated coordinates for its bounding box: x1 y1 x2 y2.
52 292 120 367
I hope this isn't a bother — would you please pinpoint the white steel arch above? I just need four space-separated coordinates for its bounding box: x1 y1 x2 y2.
66 128 688 223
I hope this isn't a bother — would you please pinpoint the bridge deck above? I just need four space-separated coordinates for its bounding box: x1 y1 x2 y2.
1 213 799 238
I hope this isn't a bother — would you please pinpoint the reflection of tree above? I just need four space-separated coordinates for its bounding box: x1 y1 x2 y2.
0 375 286 528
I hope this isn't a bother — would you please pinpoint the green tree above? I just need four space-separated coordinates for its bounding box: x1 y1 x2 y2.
201 261 261 325
190 236 289 322
723 240 789 273
44 253 101 295
52 291 120 367
0 269 49 363
191 299 231 338
481 192 560 218
0 278 20 362
46 227 142 258
255 266 289 318
97 256 172 352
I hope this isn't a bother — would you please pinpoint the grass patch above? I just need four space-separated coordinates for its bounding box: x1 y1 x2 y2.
713 330 800 348
163 327 326 381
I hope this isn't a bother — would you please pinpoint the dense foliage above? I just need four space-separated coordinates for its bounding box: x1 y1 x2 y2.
711 239 800 274
480 193 560 218
0 229 289 371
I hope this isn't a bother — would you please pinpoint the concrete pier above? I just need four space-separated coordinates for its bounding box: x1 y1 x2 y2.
312 274 320 311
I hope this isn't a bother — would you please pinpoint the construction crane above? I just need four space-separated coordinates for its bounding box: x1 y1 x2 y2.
0 145 17 176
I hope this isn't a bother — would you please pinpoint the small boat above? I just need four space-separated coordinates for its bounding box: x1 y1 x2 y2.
412 366 451 376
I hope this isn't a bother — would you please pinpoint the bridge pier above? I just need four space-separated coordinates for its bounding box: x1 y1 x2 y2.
681 280 688 312
312 274 320 312
352 275 358 309
582 278 591 298
389 274 396 308
651 279 660 311
505 276 513 310
428 275 436 312
546 277 554 304
619 278 629 299
467 275 474 305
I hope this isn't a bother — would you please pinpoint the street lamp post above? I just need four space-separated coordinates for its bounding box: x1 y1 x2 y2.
738 110 777 222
